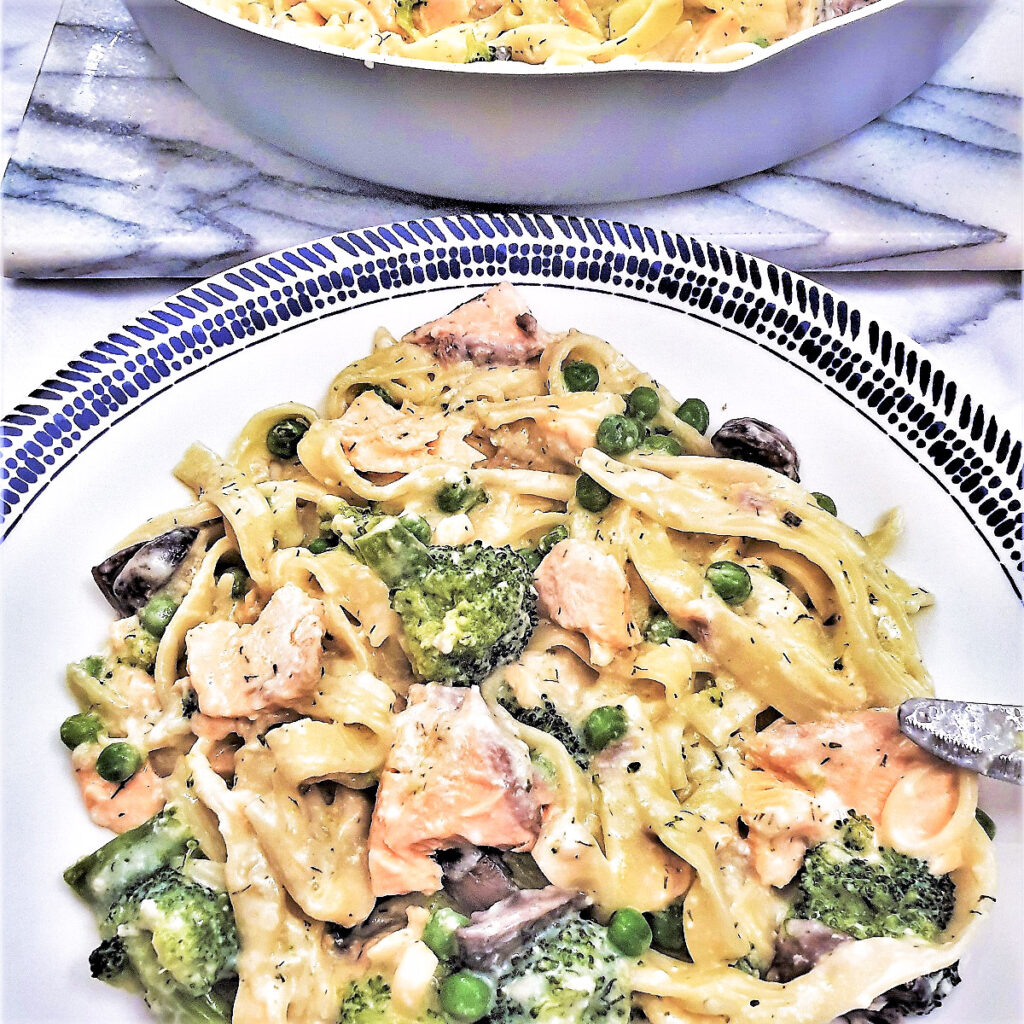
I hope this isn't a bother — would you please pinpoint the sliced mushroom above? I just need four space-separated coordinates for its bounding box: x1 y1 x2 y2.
440 848 518 913
326 894 420 949
92 527 199 617
766 918 851 982
456 886 587 971
711 417 801 482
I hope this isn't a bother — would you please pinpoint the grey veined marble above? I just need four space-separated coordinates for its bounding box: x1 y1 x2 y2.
2 0 1021 278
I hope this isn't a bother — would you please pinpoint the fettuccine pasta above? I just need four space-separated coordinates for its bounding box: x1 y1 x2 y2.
61 284 995 1024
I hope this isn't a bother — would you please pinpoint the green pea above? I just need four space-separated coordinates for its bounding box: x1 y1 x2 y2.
351 382 400 408
627 386 660 422
60 712 102 750
562 360 599 393
812 492 838 517
575 474 612 513
422 907 470 960
644 613 683 644
582 705 628 752
536 524 568 557
81 655 105 678
517 524 568 572
596 415 641 456
975 807 996 841
705 561 752 605
436 479 485 515
307 537 332 555
95 742 143 784
139 594 179 638
222 566 251 599
266 416 310 459
608 908 653 957
639 434 683 456
439 970 495 1023
675 398 710 435
400 514 432 545
646 902 688 956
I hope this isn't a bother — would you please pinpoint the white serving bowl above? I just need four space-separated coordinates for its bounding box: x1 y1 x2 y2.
125 0 987 203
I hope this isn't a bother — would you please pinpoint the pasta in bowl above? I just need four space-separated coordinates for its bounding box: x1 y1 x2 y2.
61 285 996 1024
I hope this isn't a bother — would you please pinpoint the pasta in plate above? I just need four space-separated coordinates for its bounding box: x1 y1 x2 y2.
199 0 876 65
61 284 996 1024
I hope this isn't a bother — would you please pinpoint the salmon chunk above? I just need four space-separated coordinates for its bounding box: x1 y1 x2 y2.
368 684 541 897
739 767 831 887
72 744 166 834
310 391 482 475
534 539 638 665
414 0 503 34
185 583 326 719
403 284 555 366
747 709 957 823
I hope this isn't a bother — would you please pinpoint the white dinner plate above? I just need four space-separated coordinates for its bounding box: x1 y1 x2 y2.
1 214 1021 1023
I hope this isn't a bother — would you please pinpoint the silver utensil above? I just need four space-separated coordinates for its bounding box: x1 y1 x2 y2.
899 698 1023 785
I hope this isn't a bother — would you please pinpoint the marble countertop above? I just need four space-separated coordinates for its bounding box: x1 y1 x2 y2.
1 0 1021 279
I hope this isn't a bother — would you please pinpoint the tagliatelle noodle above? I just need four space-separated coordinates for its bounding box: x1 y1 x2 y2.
67 297 996 1024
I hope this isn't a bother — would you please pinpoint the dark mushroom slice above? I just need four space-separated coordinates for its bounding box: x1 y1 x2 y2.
326 894 421 950
711 417 801 482
766 918 851 983
439 848 519 914
92 527 199 617
456 886 587 972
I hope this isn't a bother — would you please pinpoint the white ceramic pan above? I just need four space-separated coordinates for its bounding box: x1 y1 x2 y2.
124 0 988 203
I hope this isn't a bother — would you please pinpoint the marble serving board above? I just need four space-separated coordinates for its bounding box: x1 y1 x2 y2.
2 0 1021 279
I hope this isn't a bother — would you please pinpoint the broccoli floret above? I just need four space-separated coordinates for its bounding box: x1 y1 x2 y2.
327 508 538 685
732 955 764 978
119 625 160 673
319 498 383 546
839 964 961 1023
792 817 955 942
393 0 423 35
339 975 391 1024
66 809 238 1024
497 691 589 767
182 689 200 718
465 32 497 62
488 913 630 1024
389 542 537 686
89 936 130 981
104 867 238 996
338 974 442 1024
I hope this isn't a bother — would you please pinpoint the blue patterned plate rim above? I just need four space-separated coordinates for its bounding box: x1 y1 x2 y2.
1 213 1020 598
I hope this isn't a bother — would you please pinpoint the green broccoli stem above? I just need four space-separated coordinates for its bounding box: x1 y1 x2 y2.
64 808 194 913
123 935 233 1024
353 517 431 588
